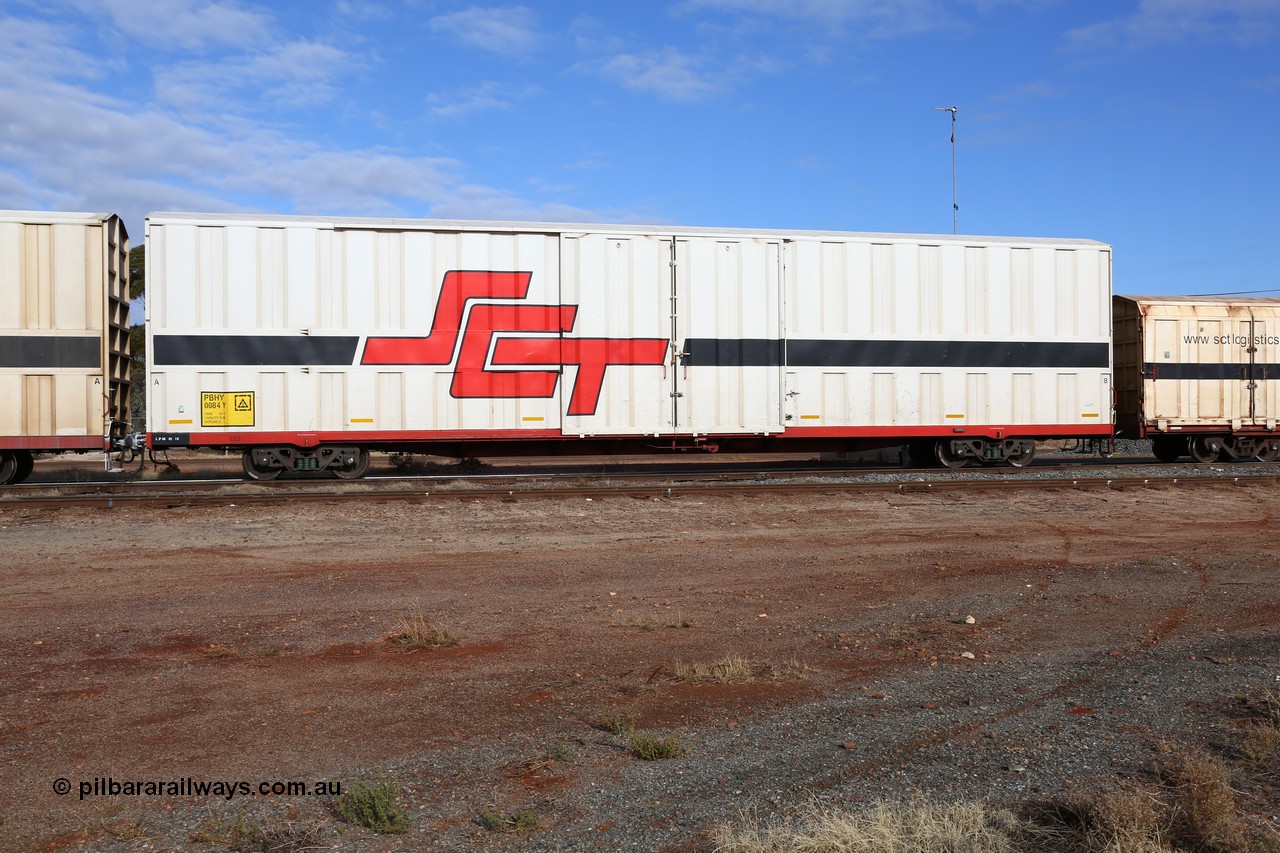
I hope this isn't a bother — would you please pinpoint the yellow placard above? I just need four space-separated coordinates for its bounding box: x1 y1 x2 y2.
201 391 255 427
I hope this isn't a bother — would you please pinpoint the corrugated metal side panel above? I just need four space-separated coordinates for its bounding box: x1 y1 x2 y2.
782 240 1111 429
677 237 781 434
559 234 670 435
0 214 122 442
149 223 567 436
1254 312 1280 426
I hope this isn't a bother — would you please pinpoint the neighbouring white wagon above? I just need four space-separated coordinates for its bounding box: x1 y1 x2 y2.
144 213 1113 478
0 211 131 484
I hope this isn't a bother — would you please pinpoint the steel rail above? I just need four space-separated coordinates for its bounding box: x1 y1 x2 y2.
3 471 1276 509
1 454 1255 495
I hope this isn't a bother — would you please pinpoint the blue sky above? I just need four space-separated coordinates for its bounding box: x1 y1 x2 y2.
2 0 1276 295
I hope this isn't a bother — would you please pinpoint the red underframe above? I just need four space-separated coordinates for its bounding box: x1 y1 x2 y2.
0 436 108 451
152 423 1114 450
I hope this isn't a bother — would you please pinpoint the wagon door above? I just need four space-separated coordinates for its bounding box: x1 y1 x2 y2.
1253 309 1280 428
673 237 784 436
557 233 672 435
1149 317 1182 419
1243 310 1259 425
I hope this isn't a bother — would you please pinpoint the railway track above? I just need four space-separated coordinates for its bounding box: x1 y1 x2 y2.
3 457 1277 508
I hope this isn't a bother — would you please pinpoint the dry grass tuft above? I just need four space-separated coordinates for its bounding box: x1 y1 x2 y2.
188 810 259 845
1022 786 1168 853
670 655 813 684
478 805 538 833
713 799 1025 852
382 613 459 651
1161 747 1247 852
630 731 686 761
254 820 333 852
1263 687 1280 728
594 709 636 736
1085 785 1168 853
1240 721 1280 763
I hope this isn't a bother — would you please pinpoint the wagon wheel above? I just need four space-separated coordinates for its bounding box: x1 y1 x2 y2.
12 451 34 483
1006 441 1037 468
0 452 17 486
934 440 969 469
332 449 370 480
241 449 281 481
1254 440 1280 463
1151 437 1185 463
1188 436 1223 464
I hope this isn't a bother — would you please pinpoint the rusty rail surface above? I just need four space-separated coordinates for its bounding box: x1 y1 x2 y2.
3 468 1276 509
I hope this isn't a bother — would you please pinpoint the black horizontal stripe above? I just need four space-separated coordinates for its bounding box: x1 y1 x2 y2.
153 335 360 366
1145 362 1280 381
0 335 100 368
683 338 1109 369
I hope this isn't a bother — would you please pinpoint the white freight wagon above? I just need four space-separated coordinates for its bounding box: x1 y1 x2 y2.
145 213 1112 478
0 211 131 484
1114 295 1280 462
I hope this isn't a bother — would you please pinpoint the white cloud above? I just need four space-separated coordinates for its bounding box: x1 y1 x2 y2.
334 0 394 21
68 0 274 51
0 8 575 236
157 39 358 113
596 48 723 102
426 81 540 118
677 0 955 38
3 14 114 79
429 5 540 56
1066 0 1280 50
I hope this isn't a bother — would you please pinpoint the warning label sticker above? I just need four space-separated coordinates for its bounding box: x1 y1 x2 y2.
201 391 255 427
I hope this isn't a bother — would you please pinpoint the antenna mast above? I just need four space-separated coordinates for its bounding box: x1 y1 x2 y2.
934 106 958 234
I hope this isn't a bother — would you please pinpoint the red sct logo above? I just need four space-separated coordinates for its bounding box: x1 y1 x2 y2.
361 271 668 416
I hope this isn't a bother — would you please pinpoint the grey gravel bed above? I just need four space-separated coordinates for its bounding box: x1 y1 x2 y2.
154 624 1277 853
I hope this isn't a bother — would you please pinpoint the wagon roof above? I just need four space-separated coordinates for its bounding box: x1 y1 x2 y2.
0 210 121 226
145 211 1108 249
1118 294 1280 306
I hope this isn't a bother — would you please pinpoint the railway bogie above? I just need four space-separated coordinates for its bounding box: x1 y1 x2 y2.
241 445 370 480
1148 433 1280 464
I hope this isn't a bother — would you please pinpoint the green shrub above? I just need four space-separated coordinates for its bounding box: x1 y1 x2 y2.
630 731 686 760
334 778 409 834
478 805 538 833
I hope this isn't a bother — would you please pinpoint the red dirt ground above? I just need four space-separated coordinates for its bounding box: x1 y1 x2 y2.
1 471 1278 851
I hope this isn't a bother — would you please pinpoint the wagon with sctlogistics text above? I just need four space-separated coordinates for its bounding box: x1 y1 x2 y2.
1114 295 1280 462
